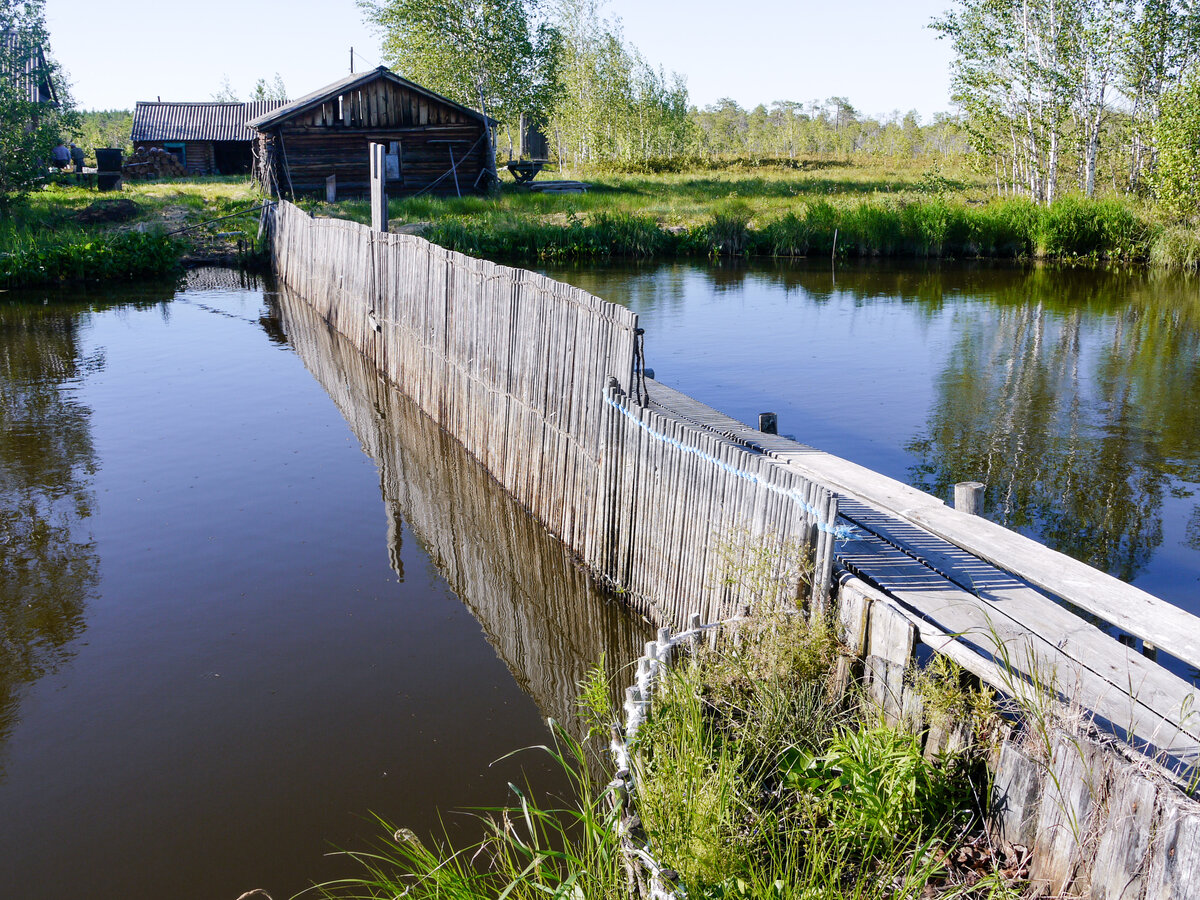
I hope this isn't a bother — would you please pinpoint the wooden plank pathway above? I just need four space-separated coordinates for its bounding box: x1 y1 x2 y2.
647 380 1200 777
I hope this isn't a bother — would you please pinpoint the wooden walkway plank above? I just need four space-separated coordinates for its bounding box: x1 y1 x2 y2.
839 532 1199 776
838 498 1200 741
645 380 1200 671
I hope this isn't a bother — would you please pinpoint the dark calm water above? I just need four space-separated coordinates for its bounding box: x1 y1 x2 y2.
544 261 1200 617
3 259 1199 898
0 270 645 900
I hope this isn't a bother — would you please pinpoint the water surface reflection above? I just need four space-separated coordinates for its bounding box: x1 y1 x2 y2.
0 272 643 900
543 260 1200 611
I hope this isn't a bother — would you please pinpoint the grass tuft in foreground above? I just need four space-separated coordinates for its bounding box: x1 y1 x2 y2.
311 609 1017 900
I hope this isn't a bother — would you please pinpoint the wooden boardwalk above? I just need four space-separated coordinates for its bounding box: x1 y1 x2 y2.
647 380 1200 778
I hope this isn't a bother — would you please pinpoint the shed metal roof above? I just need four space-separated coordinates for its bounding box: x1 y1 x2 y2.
1 30 57 105
246 66 496 130
131 100 287 142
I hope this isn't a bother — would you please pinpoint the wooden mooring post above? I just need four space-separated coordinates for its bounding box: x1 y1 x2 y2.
953 481 985 516
369 143 387 233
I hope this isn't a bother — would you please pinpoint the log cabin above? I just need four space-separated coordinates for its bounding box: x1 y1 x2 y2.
130 100 286 175
248 66 496 197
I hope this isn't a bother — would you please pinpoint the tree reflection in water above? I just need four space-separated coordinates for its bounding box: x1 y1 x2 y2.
0 303 103 763
906 269 1200 582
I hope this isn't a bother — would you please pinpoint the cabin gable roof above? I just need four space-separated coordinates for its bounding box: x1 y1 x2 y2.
131 100 288 142
246 66 496 130
1 29 58 105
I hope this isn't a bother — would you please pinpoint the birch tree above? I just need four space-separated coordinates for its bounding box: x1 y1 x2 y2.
1152 66 1200 215
934 0 1076 203
1120 0 1200 192
361 0 543 173
543 0 690 164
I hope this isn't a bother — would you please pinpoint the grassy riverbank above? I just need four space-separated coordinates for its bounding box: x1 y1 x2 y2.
0 178 266 288
296 159 1195 269
6 160 1199 288
315 611 1017 900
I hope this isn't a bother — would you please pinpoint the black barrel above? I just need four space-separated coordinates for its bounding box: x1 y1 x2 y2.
95 148 122 172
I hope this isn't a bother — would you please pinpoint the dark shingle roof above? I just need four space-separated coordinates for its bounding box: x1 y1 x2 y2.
1 30 57 105
246 66 496 130
131 100 288 142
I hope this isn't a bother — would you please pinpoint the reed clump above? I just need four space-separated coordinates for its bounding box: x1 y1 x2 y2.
315 609 1013 900
385 193 1166 265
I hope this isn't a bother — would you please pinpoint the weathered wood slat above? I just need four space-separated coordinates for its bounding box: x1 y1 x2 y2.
839 498 1199 746
645 380 1200 672
839 531 1199 775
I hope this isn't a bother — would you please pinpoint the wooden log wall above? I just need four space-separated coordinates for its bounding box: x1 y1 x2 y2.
270 124 487 195
260 74 489 195
269 200 839 629
272 285 648 734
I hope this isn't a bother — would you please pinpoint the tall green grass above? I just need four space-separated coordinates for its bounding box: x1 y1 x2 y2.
631 614 990 899
314 610 1012 900
372 193 1165 264
1 178 267 287
0 225 179 287
311 722 628 900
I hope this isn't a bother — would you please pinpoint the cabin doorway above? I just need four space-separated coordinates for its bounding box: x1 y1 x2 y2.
213 141 254 175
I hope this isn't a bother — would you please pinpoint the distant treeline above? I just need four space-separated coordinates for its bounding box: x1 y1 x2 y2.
683 100 963 161
72 109 133 156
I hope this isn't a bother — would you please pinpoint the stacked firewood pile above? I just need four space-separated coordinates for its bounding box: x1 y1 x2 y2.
122 147 187 179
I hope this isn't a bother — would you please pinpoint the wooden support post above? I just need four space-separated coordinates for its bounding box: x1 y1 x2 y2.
325 175 337 203
954 481 985 516
1143 641 1159 662
447 144 461 197
758 412 778 435
369 143 387 233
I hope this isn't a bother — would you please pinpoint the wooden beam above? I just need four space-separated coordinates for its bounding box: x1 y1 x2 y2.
369 142 387 232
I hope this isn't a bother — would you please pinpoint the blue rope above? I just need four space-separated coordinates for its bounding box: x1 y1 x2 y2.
606 395 857 542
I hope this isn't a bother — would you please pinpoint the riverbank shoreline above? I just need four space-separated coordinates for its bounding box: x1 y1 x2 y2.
0 178 268 288
5 162 1198 289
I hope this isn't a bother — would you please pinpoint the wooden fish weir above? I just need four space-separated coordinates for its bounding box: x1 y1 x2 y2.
599 381 838 626
272 284 648 733
270 199 840 627
268 198 1200 894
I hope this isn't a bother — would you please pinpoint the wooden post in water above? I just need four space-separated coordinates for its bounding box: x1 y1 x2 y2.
326 175 337 203
369 143 387 233
954 481 985 516
759 412 778 435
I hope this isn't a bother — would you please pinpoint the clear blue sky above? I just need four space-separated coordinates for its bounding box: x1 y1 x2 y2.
46 0 955 120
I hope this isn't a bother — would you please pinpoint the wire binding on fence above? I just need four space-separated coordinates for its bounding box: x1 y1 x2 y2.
605 394 855 542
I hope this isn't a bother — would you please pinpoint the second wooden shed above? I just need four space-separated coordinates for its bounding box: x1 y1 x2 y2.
248 66 496 197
